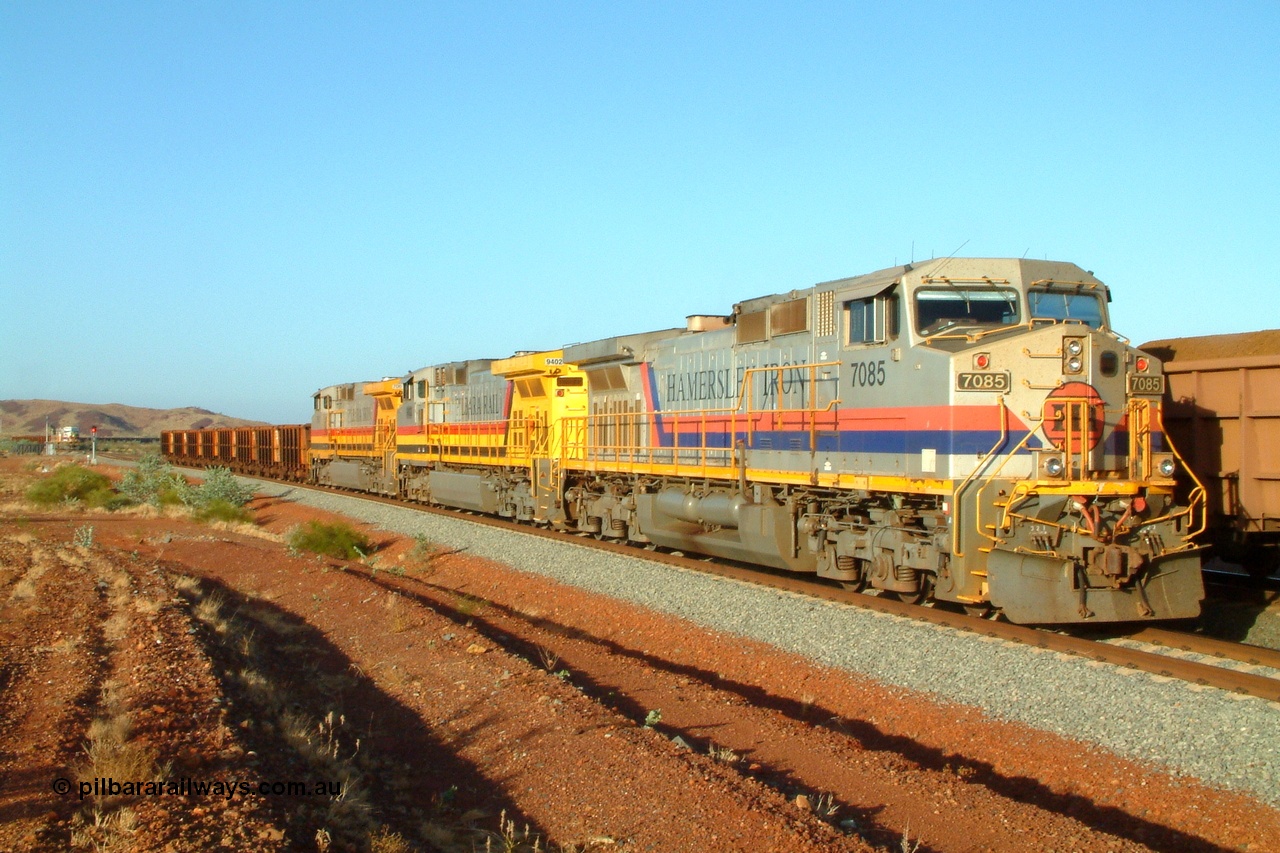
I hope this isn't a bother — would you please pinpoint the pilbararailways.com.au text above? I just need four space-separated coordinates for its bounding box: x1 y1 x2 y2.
52 776 344 801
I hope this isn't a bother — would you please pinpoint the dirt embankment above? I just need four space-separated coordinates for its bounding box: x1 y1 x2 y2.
1 456 1278 852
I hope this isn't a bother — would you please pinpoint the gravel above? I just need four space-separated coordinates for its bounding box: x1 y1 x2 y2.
233 476 1280 807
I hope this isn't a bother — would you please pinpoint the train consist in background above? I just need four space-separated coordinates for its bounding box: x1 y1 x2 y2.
164 258 1216 625
1141 330 1280 578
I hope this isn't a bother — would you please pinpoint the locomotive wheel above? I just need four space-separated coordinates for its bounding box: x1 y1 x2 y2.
839 576 866 593
963 602 993 619
893 573 934 605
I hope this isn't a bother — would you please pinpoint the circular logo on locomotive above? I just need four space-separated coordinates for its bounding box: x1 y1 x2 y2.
1042 381 1106 452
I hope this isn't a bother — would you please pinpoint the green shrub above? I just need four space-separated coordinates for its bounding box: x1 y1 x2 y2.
89 490 134 511
26 465 118 508
119 456 255 515
193 499 254 524
189 467 255 508
287 521 372 561
118 453 185 507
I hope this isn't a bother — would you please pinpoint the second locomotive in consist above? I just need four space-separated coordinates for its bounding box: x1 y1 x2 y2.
168 258 1207 624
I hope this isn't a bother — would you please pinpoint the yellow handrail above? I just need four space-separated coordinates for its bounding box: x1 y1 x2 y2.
951 398 1009 558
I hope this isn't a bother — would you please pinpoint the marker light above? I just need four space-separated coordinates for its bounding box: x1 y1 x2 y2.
1136 356 1150 372
974 353 990 369
1064 338 1086 374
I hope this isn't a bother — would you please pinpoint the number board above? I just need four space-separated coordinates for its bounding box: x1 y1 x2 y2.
1128 374 1165 395
956 372 1011 392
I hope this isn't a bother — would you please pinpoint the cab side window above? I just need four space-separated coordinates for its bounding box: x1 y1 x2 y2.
845 293 898 346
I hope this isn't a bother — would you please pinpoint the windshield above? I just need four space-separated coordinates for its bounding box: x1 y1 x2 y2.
914 288 1020 335
1028 288 1105 328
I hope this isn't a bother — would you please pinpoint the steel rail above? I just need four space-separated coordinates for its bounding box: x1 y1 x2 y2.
113 459 1280 703
247 477 1280 703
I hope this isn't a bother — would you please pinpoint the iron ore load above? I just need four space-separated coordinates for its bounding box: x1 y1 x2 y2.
1140 329 1280 577
163 258 1208 624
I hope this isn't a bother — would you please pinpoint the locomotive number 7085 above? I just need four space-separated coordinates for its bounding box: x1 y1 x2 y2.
850 359 887 387
956 372 1011 392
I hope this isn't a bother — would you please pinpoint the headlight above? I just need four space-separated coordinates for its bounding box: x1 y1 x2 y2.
1063 338 1085 374
1044 455 1065 477
1158 457 1176 477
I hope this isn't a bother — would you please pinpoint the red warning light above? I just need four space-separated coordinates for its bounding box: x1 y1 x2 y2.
974 353 990 369
1135 357 1150 373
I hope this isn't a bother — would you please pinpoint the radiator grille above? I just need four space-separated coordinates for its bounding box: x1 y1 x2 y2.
816 291 836 338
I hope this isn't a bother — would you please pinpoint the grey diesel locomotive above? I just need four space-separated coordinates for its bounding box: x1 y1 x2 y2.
556 258 1204 623
166 257 1207 624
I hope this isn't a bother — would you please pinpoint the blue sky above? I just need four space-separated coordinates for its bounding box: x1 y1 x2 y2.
3 2 1277 424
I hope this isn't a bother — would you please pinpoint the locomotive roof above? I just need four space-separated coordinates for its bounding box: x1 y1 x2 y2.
563 328 686 367
734 258 1105 314
312 380 377 396
405 357 496 377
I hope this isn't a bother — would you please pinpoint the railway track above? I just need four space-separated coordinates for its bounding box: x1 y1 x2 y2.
139 458 1280 704
260 476 1280 704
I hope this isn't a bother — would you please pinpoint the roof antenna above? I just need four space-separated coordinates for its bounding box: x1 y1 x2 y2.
931 239 970 277
1021 247 1030 259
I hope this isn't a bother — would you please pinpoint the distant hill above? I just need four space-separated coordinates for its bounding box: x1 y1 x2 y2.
0 400 268 439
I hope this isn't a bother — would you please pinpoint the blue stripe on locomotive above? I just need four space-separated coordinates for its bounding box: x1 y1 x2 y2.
640 364 1041 458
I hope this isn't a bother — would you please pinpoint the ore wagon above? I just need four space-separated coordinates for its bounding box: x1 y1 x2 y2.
1142 330 1280 575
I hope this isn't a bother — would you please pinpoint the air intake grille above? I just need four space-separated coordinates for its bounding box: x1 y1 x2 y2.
816 291 835 338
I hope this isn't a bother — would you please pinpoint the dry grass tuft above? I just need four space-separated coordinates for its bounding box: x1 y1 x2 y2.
70 805 138 851
10 575 38 601
384 594 416 634
707 742 741 765
207 518 283 541
368 825 414 853
77 681 165 784
170 573 200 594
8 547 52 601
193 589 230 634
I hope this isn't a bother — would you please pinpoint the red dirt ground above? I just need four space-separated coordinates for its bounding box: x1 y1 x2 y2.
1 456 1278 852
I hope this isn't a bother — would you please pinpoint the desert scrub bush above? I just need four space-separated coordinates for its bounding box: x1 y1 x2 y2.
193 498 254 524
117 453 185 507
73 524 95 549
26 464 124 509
187 466 255 508
120 456 255 514
287 521 372 561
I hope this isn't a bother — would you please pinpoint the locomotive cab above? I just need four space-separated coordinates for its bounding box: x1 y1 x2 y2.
898 261 1205 621
310 379 403 495
550 257 1205 624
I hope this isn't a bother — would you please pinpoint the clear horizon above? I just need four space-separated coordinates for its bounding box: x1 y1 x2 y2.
4 3 1277 423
